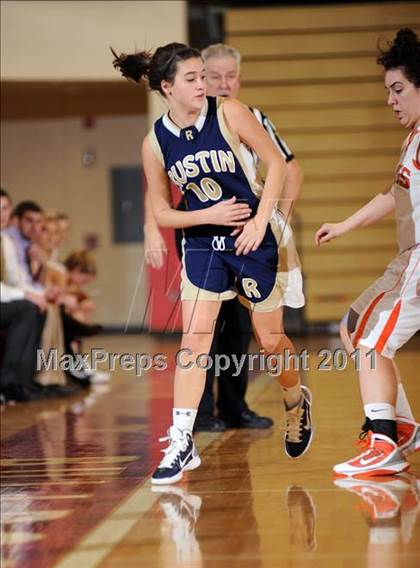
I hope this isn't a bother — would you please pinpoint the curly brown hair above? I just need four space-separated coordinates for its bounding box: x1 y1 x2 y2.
64 250 96 276
378 28 420 87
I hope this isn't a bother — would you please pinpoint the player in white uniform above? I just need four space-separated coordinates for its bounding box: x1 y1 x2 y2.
316 28 420 477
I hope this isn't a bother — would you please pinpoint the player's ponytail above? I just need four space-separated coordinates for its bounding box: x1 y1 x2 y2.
377 28 420 87
111 43 202 95
111 48 151 84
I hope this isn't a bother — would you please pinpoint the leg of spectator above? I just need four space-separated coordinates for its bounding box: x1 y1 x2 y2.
0 300 45 398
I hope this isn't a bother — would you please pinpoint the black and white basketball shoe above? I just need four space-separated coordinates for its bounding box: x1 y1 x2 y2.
284 386 314 459
152 426 201 485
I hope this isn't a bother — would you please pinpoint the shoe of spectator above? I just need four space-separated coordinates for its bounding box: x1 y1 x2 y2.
25 383 52 400
89 370 111 384
1 385 30 403
67 373 91 389
21 383 79 401
45 384 81 397
64 313 103 338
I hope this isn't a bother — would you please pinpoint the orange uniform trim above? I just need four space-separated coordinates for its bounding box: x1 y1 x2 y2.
353 292 385 347
374 300 402 354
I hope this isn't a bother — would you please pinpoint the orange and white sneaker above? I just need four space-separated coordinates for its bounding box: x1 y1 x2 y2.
333 432 410 477
359 417 420 457
397 417 420 456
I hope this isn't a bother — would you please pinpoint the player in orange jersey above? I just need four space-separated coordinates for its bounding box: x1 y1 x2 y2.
316 29 420 477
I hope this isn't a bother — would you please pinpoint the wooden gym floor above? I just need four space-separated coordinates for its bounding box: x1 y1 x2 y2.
1 333 419 568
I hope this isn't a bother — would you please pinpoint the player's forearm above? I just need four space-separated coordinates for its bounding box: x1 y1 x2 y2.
342 191 395 232
279 160 304 218
144 192 160 231
154 207 208 229
256 158 287 225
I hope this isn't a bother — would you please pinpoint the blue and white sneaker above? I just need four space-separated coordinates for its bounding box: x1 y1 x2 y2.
284 386 314 459
152 426 201 485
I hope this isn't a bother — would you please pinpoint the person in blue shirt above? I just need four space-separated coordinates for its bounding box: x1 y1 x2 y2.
7 201 45 290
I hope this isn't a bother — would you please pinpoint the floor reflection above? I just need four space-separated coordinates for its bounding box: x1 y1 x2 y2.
151 426 320 568
1 383 151 568
286 485 317 553
152 481 320 568
334 474 419 567
153 485 203 568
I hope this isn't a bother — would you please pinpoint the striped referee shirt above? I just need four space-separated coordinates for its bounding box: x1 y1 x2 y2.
250 107 294 163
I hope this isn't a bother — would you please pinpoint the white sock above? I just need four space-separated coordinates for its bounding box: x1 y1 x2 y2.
364 403 396 422
282 381 302 410
396 383 415 421
173 408 197 433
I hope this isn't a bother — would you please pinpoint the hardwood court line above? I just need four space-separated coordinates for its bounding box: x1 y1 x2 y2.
1 494 92 500
2 532 44 545
2 467 124 477
2 480 109 486
1 466 123 473
1 472 121 478
0 456 137 466
3 510 70 522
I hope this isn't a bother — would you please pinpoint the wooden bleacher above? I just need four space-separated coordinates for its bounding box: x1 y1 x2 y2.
225 2 420 323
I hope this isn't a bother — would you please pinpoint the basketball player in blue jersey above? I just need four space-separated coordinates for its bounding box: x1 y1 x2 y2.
113 42 313 485
145 43 304 434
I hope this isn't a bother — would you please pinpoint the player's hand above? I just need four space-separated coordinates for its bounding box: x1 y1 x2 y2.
234 217 267 256
315 222 346 246
144 226 168 269
207 196 251 227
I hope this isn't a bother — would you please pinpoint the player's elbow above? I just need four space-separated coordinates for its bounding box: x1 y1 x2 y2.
153 206 171 228
283 160 304 205
266 153 287 178
288 159 304 188
155 215 171 228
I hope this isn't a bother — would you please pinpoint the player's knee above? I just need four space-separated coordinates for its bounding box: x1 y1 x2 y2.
182 333 213 355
